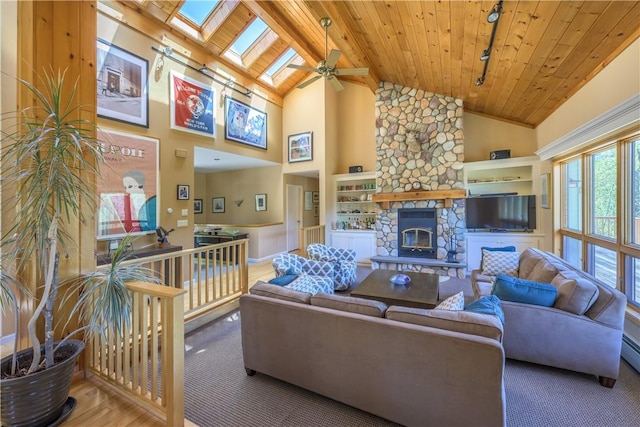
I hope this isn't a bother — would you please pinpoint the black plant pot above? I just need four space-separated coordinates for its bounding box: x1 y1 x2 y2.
0 339 84 427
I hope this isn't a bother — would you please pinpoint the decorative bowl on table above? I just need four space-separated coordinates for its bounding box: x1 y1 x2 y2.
390 274 411 286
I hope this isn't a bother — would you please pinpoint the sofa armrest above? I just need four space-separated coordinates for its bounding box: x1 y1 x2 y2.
471 269 494 300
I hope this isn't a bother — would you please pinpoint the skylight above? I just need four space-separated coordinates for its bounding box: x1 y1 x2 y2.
230 18 268 55
179 0 220 26
266 48 297 76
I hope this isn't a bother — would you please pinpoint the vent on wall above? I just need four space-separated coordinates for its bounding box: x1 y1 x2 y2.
622 334 640 374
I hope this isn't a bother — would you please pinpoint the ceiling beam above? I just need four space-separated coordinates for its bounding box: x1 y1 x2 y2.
299 0 380 93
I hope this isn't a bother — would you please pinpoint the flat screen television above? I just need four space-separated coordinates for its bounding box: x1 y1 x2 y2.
466 195 536 231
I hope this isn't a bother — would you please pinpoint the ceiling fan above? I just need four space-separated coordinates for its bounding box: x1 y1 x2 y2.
288 17 368 92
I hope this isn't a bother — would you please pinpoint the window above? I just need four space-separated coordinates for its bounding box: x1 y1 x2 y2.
590 147 617 239
230 18 268 56
558 131 640 309
266 48 297 77
178 0 220 26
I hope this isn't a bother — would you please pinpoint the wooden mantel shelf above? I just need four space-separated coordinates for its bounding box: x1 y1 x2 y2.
372 189 466 209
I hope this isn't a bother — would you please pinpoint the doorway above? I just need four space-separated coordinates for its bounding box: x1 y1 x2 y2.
286 185 302 252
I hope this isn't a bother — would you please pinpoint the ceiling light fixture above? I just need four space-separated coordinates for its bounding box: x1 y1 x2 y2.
475 0 503 86
487 2 503 23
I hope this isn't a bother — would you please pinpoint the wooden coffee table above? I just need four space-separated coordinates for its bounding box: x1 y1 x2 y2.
351 269 439 309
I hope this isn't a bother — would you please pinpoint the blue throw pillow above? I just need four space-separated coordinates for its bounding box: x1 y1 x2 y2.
465 295 505 325
491 274 557 307
268 274 298 286
480 246 516 269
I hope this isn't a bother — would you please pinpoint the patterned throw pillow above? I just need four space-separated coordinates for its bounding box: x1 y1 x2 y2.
482 249 520 276
435 291 465 311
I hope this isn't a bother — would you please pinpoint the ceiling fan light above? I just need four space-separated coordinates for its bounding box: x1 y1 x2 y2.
480 50 490 61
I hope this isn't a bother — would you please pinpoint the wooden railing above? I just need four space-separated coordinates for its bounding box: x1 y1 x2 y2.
593 217 640 242
87 239 249 426
300 225 325 257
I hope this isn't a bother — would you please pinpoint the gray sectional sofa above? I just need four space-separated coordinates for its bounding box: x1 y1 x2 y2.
240 283 506 427
471 247 627 387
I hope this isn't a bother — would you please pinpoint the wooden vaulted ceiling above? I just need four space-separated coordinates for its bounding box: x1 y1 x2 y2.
117 0 640 128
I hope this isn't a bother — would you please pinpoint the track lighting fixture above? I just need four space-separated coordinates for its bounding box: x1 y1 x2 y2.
162 46 173 57
475 0 503 86
487 2 503 23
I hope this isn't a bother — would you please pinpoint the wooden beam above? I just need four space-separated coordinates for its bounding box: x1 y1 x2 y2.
372 190 467 209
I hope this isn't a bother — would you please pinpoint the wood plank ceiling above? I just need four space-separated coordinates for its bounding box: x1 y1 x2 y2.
118 0 640 128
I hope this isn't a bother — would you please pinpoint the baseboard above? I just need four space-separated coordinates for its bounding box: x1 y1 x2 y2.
621 334 640 374
249 251 286 264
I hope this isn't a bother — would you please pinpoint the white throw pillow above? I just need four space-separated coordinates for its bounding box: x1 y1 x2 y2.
435 291 465 311
482 250 520 276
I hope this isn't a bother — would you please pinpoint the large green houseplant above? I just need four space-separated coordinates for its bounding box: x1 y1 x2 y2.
0 69 159 426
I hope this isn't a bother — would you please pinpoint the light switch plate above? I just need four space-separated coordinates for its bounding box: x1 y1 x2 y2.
181 209 188 216
177 219 188 227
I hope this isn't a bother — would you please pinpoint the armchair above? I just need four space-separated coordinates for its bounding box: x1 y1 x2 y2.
306 243 357 291
271 253 334 295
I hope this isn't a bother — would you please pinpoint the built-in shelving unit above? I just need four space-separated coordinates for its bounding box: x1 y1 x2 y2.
463 156 540 197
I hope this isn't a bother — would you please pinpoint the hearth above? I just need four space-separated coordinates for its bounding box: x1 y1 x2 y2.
397 208 436 258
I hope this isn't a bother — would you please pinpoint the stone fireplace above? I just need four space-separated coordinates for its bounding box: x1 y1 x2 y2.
373 82 466 278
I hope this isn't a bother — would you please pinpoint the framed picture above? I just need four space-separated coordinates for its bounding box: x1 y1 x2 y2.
212 197 225 213
304 191 313 211
540 173 550 209
255 194 267 211
312 191 319 204
177 184 190 200
288 131 313 163
96 130 158 239
224 96 267 149
170 71 216 137
194 199 203 214
96 39 149 127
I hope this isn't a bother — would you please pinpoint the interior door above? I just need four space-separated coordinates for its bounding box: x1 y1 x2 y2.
286 185 302 252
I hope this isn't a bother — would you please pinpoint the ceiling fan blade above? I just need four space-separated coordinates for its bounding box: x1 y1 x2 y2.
334 67 369 76
287 64 318 72
326 49 342 68
297 74 322 89
327 75 344 92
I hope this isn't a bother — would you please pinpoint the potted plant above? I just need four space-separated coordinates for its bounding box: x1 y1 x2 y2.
0 69 159 426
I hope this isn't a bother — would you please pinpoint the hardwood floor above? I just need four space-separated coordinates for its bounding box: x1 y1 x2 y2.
63 257 279 426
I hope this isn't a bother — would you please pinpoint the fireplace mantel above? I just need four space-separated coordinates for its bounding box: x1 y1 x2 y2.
372 189 466 209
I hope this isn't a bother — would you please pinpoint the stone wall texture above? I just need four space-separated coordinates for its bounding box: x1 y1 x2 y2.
375 82 466 277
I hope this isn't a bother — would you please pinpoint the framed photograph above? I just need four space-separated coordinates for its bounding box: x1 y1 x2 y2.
212 197 225 213
224 96 267 149
288 132 313 163
540 173 550 209
255 194 267 211
170 71 216 137
96 39 149 127
194 199 203 214
312 191 319 204
96 130 158 239
313 205 319 217
177 184 190 200
304 191 313 211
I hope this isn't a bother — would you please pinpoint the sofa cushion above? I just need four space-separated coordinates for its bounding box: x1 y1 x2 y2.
482 250 520 276
465 295 505 325
435 291 465 310
492 274 557 307
386 306 504 341
518 248 547 278
526 260 559 283
268 274 298 286
480 245 516 270
551 270 600 315
250 281 311 304
310 293 387 317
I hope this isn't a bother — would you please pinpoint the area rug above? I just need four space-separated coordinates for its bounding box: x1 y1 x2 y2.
184 309 640 427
